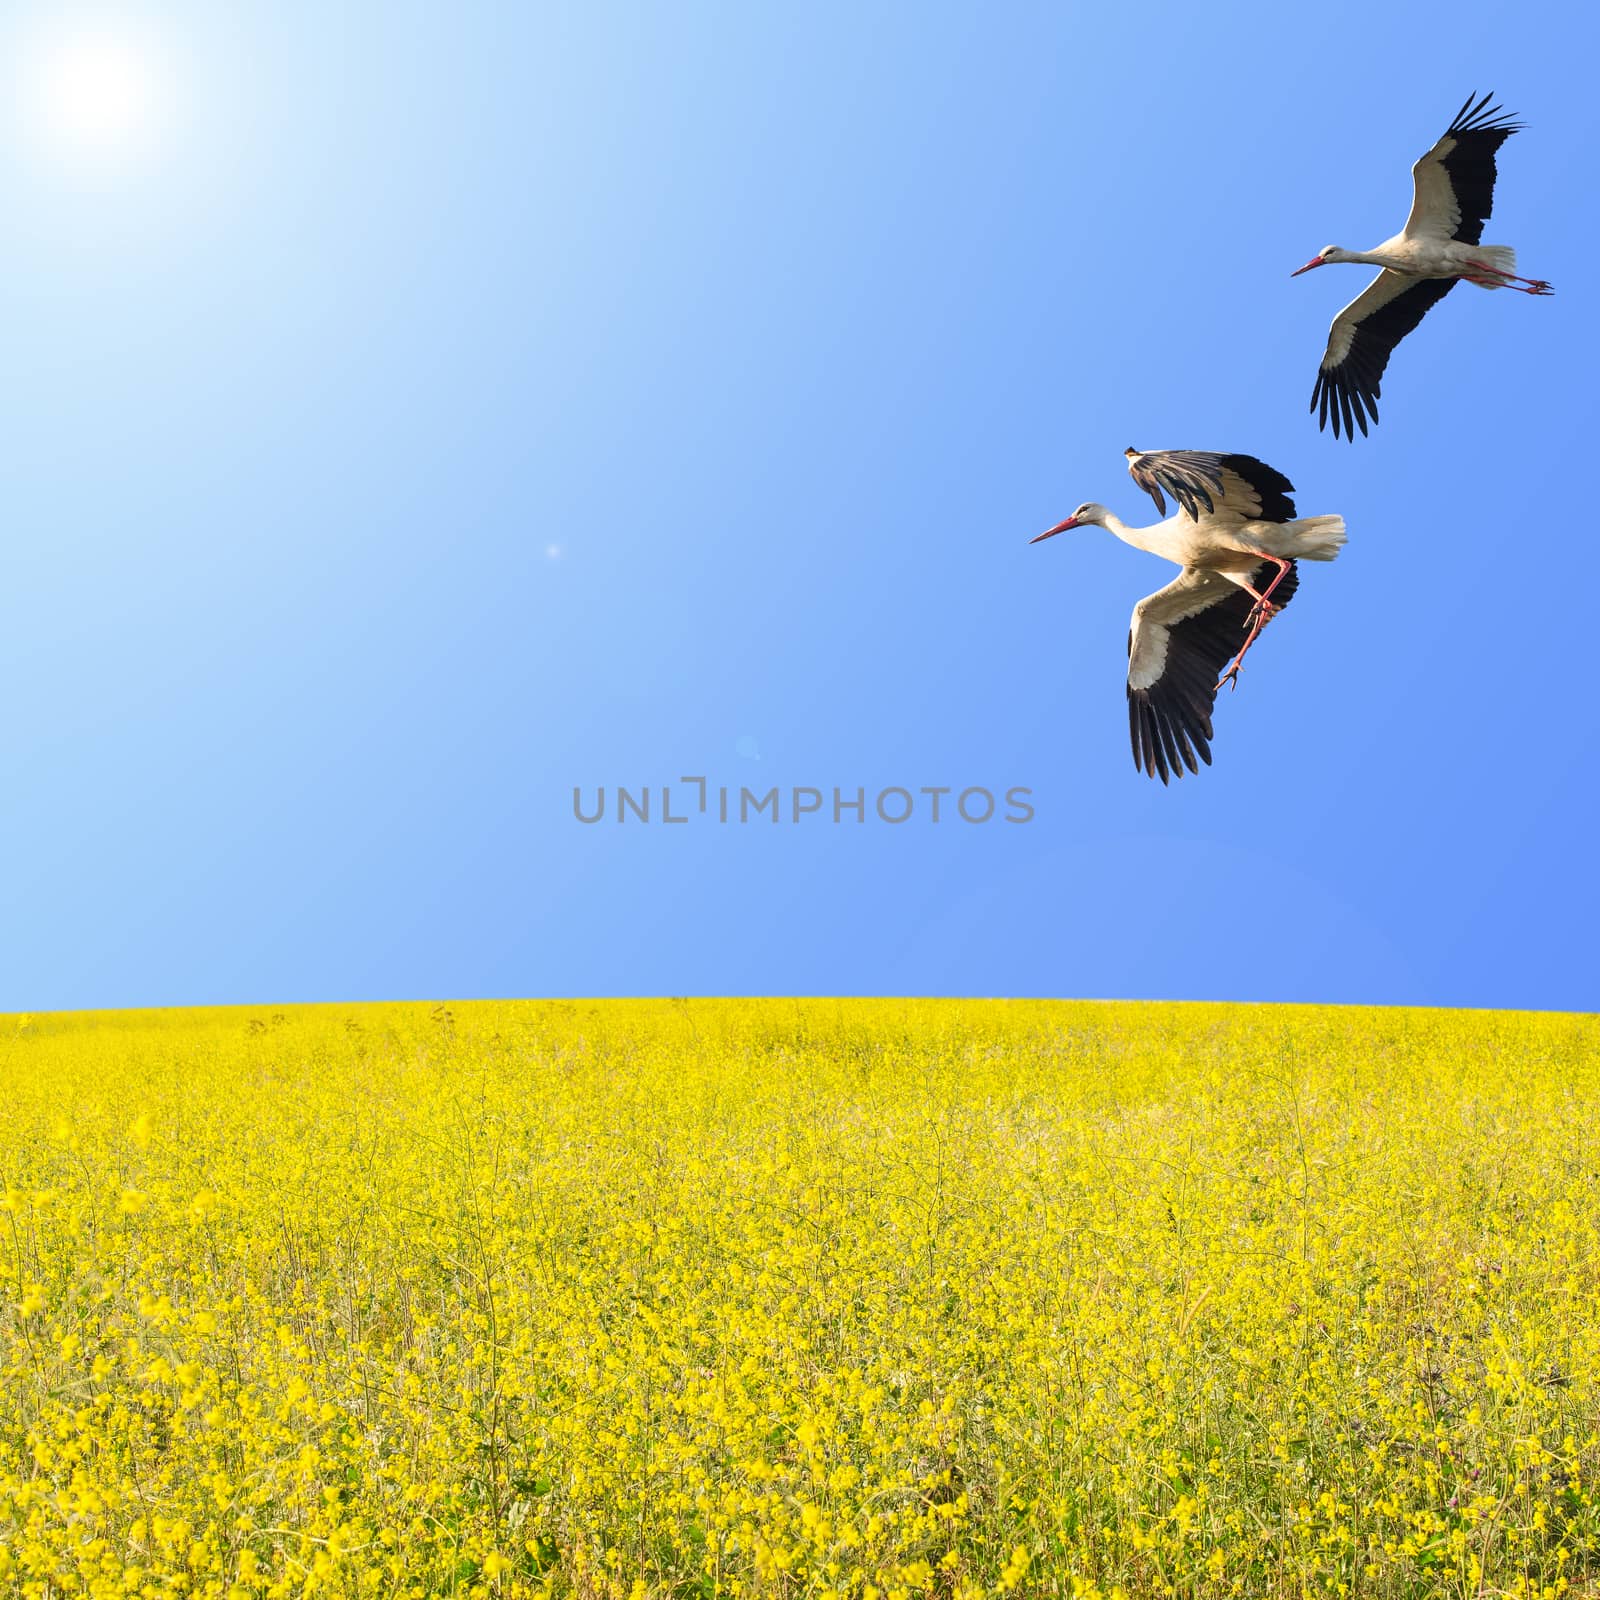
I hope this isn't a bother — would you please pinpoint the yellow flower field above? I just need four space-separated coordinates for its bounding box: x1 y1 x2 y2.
2 999 1598 1599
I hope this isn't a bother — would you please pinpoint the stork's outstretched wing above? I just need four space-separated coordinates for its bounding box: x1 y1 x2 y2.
1125 449 1224 519
1310 272 1457 439
1125 448 1297 523
1127 562 1300 784
1404 91 1522 245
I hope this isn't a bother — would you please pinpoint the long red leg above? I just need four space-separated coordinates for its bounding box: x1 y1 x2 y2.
1255 556 1292 608
1217 559 1290 690
1464 260 1554 295
1218 608 1273 691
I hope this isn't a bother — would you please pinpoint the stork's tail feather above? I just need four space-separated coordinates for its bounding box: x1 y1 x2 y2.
1289 514 1346 561
1466 245 1517 287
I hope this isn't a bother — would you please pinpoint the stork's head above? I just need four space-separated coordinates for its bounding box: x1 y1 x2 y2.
1292 245 1349 276
1030 502 1107 543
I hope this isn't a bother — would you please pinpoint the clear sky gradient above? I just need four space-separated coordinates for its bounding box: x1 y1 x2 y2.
3 0 1594 1012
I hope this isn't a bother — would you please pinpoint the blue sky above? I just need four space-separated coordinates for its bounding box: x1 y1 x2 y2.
2 0 1593 1012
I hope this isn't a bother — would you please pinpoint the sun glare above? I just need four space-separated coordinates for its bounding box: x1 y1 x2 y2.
22 29 168 166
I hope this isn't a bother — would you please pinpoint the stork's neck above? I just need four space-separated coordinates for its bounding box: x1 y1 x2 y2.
1101 511 1167 555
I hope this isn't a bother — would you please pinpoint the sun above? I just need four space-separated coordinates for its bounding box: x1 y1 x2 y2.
22 28 169 166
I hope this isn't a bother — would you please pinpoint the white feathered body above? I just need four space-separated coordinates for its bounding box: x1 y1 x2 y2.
1112 511 1348 577
1342 235 1517 286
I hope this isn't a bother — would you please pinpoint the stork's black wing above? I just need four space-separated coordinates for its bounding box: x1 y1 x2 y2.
1310 272 1457 439
1126 449 1297 522
1127 562 1300 783
1125 449 1226 519
1405 91 1523 246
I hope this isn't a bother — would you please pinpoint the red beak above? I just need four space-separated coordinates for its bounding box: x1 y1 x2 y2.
1030 516 1079 544
1291 256 1325 277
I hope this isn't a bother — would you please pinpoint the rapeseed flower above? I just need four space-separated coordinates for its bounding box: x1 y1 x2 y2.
0 999 1596 1596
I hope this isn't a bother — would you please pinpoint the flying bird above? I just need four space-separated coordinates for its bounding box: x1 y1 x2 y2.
1293 91 1553 440
1031 449 1347 784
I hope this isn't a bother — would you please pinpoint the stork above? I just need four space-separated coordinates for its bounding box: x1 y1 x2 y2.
1293 92 1553 440
1031 449 1347 783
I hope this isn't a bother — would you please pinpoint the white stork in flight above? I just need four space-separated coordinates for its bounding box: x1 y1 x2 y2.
1293 92 1553 440
1031 449 1346 783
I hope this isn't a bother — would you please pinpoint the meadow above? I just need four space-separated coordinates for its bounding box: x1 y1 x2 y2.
2 999 1598 1599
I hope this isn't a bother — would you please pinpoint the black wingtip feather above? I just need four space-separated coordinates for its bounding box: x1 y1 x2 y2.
1128 451 1231 523
1446 90 1523 138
